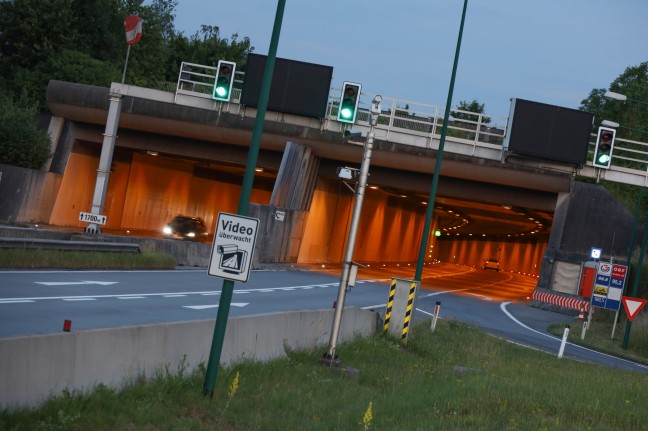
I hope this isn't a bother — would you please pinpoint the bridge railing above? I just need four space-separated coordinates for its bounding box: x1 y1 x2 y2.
173 61 648 182
330 88 509 149
174 62 245 104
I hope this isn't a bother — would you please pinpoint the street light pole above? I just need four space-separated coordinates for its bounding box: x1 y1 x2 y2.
605 91 648 107
601 112 648 349
414 0 469 282
324 95 382 363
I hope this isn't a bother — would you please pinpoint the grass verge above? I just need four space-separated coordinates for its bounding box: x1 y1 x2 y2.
0 249 176 270
548 307 648 365
2 320 648 431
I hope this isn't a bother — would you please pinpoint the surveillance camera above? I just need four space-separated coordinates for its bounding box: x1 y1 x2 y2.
344 130 362 138
337 167 353 180
336 166 358 180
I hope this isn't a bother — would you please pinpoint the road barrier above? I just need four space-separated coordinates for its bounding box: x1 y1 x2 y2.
0 307 379 409
0 237 140 253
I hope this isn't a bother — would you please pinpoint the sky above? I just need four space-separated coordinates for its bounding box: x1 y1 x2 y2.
169 0 648 121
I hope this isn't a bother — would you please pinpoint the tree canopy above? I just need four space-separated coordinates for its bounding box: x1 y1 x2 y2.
0 0 254 169
452 99 491 124
580 61 648 141
0 0 254 107
580 61 648 218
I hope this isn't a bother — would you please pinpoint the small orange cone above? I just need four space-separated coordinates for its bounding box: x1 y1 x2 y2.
578 305 585 321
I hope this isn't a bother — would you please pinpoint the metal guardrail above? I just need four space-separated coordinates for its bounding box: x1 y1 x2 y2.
0 238 141 253
173 61 648 186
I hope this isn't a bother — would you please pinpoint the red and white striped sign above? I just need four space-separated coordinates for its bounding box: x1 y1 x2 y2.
124 15 143 45
532 290 591 312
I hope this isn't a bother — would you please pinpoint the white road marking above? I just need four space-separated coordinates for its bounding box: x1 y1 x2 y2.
0 279 372 304
499 301 648 370
36 281 118 286
183 303 248 310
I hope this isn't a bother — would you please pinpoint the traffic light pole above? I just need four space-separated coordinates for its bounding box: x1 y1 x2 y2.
323 96 382 363
414 0 468 282
202 0 286 397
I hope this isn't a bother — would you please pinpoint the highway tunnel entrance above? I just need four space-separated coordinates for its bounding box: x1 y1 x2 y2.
46 138 550 275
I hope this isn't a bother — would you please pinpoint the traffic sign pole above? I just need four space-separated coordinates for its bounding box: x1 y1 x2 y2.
202 0 286 397
623 213 648 349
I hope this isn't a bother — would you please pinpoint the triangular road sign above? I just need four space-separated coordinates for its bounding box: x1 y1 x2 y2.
621 296 647 321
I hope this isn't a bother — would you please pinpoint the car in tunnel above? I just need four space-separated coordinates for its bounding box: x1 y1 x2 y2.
483 258 500 271
162 215 208 241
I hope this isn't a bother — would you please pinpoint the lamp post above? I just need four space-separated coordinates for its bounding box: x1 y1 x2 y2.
414 0 468 282
602 120 648 345
604 91 648 107
601 107 648 349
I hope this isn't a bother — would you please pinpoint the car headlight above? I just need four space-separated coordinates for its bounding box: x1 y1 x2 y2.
163 226 172 235
187 232 196 237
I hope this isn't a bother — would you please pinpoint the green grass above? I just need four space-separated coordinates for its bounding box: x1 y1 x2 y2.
0 249 176 269
549 307 648 365
2 320 648 431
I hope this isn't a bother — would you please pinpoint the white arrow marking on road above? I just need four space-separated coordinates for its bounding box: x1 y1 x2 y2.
36 281 118 286
183 303 248 310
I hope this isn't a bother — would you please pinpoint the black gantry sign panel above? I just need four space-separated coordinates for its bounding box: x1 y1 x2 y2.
503 98 594 165
241 53 334 119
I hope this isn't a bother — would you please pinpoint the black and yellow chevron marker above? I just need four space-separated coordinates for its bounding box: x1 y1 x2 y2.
401 281 417 342
383 279 397 331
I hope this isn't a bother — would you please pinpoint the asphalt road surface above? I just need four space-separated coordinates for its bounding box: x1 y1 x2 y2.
1 263 646 373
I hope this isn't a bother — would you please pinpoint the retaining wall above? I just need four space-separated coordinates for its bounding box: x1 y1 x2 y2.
0 307 379 409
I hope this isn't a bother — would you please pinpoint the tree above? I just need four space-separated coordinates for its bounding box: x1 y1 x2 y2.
452 99 491 124
0 0 254 108
0 93 51 169
580 61 648 141
580 62 648 218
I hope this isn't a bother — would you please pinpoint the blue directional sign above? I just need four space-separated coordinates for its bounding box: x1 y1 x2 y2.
591 262 627 311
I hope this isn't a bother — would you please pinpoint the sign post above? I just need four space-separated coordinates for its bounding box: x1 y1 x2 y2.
202 0 286 398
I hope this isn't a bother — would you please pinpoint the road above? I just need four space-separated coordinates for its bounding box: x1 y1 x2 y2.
1 263 646 373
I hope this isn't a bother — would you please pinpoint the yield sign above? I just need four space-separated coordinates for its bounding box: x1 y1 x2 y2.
621 296 648 321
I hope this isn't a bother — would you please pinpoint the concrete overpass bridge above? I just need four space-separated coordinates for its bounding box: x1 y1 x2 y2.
19 63 644 297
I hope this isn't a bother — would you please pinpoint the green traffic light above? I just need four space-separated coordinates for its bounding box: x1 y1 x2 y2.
340 107 353 119
597 154 610 164
215 86 228 97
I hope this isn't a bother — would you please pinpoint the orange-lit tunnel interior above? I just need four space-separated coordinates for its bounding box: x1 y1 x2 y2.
48 142 546 274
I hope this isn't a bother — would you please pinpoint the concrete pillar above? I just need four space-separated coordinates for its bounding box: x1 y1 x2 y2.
270 141 320 211
43 116 65 172
536 189 571 290
250 141 320 265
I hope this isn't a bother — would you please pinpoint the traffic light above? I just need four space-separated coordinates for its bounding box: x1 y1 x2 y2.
337 82 362 124
593 126 616 169
213 60 236 102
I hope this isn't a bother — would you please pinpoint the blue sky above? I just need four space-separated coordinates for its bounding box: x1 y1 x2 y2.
170 0 648 120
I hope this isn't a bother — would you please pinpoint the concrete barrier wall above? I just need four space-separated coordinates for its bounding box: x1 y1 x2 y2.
0 308 379 409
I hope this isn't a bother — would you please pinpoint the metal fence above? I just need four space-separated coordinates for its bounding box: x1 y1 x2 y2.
174 61 648 178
